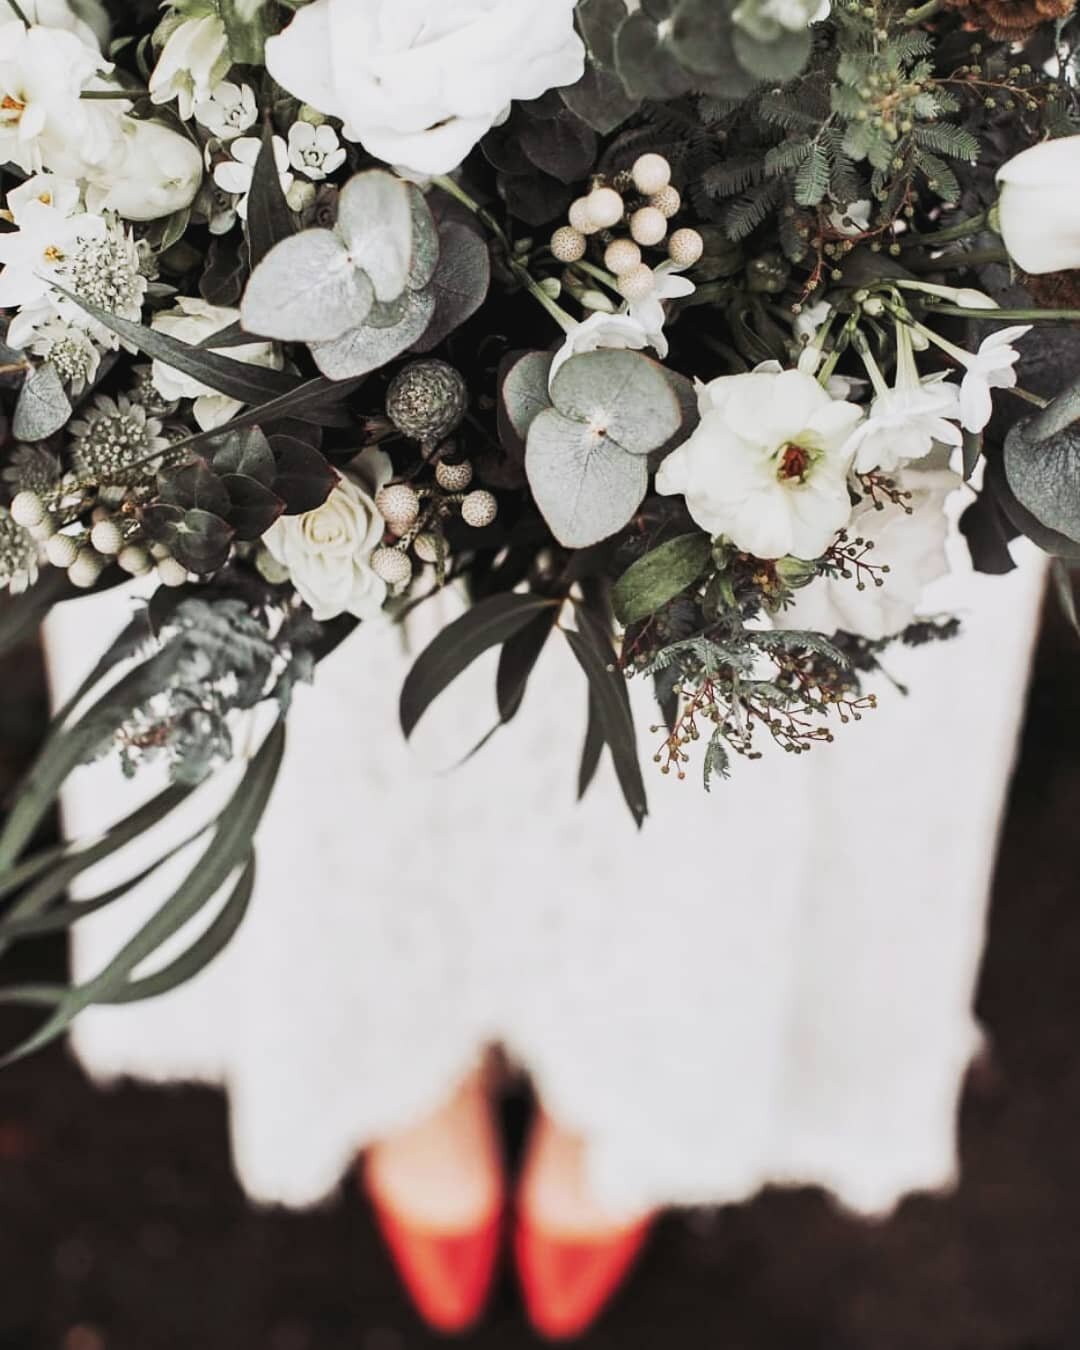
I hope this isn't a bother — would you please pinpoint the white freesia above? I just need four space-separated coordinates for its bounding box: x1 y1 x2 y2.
0 19 122 176
785 464 960 640
996 135 1080 275
264 0 585 176
623 265 696 359
262 449 393 621
150 299 282 431
655 366 863 560
148 15 231 123
916 323 1031 434
549 312 653 387
286 121 346 181
83 116 204 221
846 323 962 473
213 135 293 220
193 80 258 141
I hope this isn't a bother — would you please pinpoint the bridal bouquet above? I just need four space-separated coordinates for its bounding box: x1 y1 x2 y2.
2 0 1080 1042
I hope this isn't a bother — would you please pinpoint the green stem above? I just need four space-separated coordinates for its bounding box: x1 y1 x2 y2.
897 210 989 249
3 0 28 23
80 88 146 100
572 258 621 295
904 247 1012 272
1007 386 1050 409
430 174 512 254
902 0 945 23
929 304 1080 322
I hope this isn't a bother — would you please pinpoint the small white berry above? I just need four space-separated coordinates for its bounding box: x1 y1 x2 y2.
68 549 104 589
631 153 671 196
585 186 624 230
461 489 498 529
10 490 45 529
156 557 189 588
629 206 667 246
29 513 56 541
617 263 657 302
45 532 80 569
413 532 442 564
668 227 704 267
375 482 421 535
118 544 153 576
90 519 124 555
568 196 596 235
435 460 474 491
650 185 681 219
371 546 413 589
550 225 587 263
604 238 642 276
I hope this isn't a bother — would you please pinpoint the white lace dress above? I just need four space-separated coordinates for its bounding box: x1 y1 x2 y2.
42 523 1045 1217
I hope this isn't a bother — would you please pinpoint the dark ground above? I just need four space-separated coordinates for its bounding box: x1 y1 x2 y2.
0 603 1078 1350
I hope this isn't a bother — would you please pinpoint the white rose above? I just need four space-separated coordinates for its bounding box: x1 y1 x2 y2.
785 465 960 640
262 449 393 621
83 117 204 221
264 0 585 176
655 365 863 560
996 136 1080 275
150 298 282 431
148 15 231 123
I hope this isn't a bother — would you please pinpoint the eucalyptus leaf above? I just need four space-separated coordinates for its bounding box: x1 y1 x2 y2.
732 23 811 80
13 362 71 441
560 65 640 135
498 349 554 454
310 288 436 380
240 229 374 341
613 11 693 100
612 533 711 626
336 170 417 303
412 222 491 353
211 426 277 485
1004 414 1080 544
268 435 337 514
550 349 681 455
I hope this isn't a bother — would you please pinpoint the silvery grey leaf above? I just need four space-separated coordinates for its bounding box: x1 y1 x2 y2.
240 229 373 342
310 288 436 380
550 349 682 455
13 362 71 442
336 170 415 303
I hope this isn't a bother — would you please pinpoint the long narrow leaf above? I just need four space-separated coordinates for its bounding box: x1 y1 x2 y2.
577 689 604 801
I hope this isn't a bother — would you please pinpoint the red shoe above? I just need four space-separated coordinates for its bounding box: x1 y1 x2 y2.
514 1214 652 1340
364 1179 502 1334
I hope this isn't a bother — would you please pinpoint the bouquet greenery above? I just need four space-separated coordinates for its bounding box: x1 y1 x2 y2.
1 0 1079 1054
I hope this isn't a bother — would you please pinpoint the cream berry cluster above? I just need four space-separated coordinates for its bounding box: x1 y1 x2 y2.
549 154 705 302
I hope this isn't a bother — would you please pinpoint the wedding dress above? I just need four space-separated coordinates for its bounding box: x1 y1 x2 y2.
41 515 1046 1218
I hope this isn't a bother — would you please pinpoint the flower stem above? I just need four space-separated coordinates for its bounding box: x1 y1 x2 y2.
572 258 621 294
3 0 29 23
1007 386 1050 409
896 210 988 249
430 174 511 253
904 247 1012 272
930 304 1080 322
902 0 946 23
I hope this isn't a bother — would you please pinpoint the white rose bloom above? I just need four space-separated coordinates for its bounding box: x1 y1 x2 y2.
996 135 1080 275
193 80 258 141
83 116 204 221
262 449 393 621
785 465 960 641
264 0 585 176
655 366 863 560
148 15 231 123
0 20 123 176
150 298 282 431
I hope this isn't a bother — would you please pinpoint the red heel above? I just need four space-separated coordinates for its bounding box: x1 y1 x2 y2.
514 1214 651 1340
364 1172 502 1334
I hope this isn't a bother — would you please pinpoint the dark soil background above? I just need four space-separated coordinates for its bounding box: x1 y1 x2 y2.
0 600 1078 1350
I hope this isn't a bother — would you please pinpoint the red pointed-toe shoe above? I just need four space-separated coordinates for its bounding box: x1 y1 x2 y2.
514 1214 652 1340
364 1176 503 1334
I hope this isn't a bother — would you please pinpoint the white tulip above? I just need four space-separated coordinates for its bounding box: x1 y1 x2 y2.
996 136 1080 275
84 117 204 221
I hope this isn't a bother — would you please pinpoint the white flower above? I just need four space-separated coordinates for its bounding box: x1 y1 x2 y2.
26 314 102 392
956 327 1031 432
150 298 282 430
828 199 872 237
193 80 258 141
83 116 204 221
846 323 962 473
20 0 109 49
286 120 346 181
785 465 960 640
655 366 863 560
549 312 654 387
623 266 695 359
262 449 393 621
264 0 585 176
213 135 293 220
148 15 231 123
0 181 104 312
996 135 1080 275
794 299 831 346
0 19 123 176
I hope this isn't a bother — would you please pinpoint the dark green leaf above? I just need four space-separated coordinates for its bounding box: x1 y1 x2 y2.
1004 413 1080 544
269 435 337 514
412 221 491 353
962 429 982 482
245 121 298 270
158 460 231 516
577 689 604 800
496 605 558 723
612 533 711 625
143 504 235 573
560 64 640 135
211 426 277 485
576 0 626 67
400 593 558 739
222 472 286 538
1052 558 1080 639
613 11 693 99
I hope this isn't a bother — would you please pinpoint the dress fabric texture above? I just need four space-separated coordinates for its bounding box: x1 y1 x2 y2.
42 528 1046 1218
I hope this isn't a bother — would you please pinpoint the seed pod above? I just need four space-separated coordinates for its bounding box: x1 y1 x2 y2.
90 518 124 555
371 546 413 589
650 185 681 219
435 460 474 492
375 483 421 535
10 490 45 529
630 206 667 246
668 227 704 267
585 186 624 230
46 532 80 569
551 226 587 263
631 152 671 196
68 549 105 589
385 359 468 447
617 263 656 302
604 238 642 276
461 489 498 529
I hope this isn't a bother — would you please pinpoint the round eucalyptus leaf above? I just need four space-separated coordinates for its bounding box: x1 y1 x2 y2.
669 0 740 75
732 24 811 80
12 361 70 442
411 221 491 353
240 229 373 342
525 406 648 548
1004 414 1080 544
336 170 416 303
613 11 693 100
549 349 682 456
559 66 640 135
310 288 436 380
499 349 555 453
407 187 440 292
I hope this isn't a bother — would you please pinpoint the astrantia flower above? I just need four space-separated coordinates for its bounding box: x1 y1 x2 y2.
785 464 960 641
655 366 863 560
27 315 102 393
148 15 231 123
193 80 258 141
264 0 585 176
916 323 1032 434
0 507 40 596
286 120 346 181
213 135 293 220
68 392 170 486
52 214 148 347
149 298 282 431
262 449 393 621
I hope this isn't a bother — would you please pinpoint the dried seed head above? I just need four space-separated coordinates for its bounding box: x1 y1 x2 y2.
375 482 421 535
461 489 498 529
604 238 642 276
631 152 671 196
629 206 667 247
550 225 587 263
668 227 704 267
